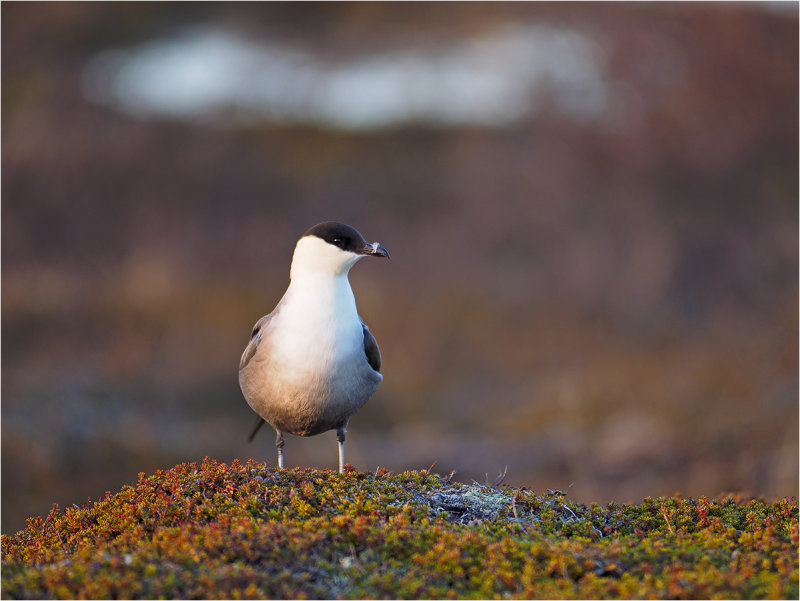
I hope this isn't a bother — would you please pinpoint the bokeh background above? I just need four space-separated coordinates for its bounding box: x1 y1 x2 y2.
3 2 797 534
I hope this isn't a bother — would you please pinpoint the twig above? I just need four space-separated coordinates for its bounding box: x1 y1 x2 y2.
491 465 508 488
510 491 526 534
660 505 674 534
561 502 578 521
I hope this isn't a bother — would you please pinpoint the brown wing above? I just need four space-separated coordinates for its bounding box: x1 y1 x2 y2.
240 313 274 442
362 321 381 373
239 313 273 371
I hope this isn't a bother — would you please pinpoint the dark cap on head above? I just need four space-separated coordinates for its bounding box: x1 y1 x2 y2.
304 221 389 258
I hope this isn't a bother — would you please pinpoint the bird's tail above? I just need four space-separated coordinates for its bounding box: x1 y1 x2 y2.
248 416 266 442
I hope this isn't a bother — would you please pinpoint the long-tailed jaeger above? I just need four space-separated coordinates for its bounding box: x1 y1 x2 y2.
239 221 389 473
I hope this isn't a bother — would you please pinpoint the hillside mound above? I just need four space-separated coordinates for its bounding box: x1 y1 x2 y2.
2 458 797 599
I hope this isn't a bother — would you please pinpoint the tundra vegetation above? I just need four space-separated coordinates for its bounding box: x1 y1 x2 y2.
2 458 797 599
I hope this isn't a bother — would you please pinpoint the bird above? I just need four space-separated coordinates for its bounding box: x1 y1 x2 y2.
239 221 389 473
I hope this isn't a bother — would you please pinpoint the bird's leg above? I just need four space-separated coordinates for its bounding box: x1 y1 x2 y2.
336 426 346 473
275 430 285 469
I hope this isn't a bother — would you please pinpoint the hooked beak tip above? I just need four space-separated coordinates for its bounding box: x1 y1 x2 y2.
363 242 390 259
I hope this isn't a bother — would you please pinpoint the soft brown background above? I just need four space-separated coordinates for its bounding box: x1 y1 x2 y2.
2 2 797 534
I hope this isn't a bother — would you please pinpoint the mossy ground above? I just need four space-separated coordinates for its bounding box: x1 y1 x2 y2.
2 458 797 599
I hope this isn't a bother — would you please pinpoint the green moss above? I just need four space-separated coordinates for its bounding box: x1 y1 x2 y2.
2 458 797 599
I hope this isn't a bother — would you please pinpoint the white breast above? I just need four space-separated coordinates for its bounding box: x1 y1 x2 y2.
269 272 364 380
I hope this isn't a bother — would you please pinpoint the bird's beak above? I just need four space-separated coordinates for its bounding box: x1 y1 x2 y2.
360 241 390 259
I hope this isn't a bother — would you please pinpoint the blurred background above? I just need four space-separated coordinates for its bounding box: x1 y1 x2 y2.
2 3 797 534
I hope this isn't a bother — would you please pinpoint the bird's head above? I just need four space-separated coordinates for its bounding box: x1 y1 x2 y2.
291 221 390 278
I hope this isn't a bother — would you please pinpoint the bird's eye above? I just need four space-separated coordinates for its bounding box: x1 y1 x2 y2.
333 237 345 248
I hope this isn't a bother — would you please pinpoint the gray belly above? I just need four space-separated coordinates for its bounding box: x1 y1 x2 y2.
240 357 382 436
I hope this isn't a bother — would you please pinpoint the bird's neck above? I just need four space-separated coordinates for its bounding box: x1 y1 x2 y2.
288 269 352 297
284 270 358 323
